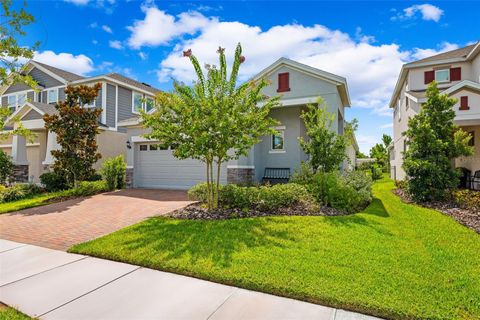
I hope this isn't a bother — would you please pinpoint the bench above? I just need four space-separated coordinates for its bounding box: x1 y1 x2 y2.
262 168 290 184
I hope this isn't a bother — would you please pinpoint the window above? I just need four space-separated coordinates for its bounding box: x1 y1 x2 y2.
468 131 475 147
149 144 158 151
145 98 155 112
271 128 285 151
7 95 16 109
435 69 449 83
133 92 143 113
139 144 148 151
17 93 26 106
277 73 290 92
47 89 58 104
6 92 28 111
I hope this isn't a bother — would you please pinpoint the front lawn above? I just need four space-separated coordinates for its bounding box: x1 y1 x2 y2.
0 305 32 320
70 178 480 319
0 192 62 214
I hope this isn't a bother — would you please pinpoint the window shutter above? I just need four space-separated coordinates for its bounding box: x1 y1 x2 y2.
460 96 469 110
424 71 434 84
277 73 290 92
450 67 461 81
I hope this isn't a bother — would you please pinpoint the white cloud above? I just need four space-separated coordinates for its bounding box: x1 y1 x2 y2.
139 52 148 60
109 40 123 50
64 0 90 5
411 42 458 60
102 25 113 33
127 6 210 49
33 51 94 75
380 123 393 129
393 3 444 22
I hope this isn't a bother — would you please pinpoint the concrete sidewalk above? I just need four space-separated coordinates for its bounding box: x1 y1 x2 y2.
0 239 381 320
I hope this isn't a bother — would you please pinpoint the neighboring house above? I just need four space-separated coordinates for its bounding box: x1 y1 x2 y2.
119 58 352 189
389 42 480 181
0 60 160 183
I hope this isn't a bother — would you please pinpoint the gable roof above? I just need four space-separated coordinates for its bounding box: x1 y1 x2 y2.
389 41 480 108
252 57 351 107
30 61 85 82
105 73 161 94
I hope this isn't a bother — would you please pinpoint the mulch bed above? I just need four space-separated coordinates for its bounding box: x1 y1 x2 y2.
393 188 480 233
168 202 349 220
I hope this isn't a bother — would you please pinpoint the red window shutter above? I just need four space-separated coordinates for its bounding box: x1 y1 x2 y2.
277 73 290 92
460 96 469 110
424 71 434 84
450 67 461 81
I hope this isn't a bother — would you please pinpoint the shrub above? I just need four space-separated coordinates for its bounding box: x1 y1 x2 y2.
100 155 127 191
0 183 42 203
189 182 312 212
453 189 480 211
40 172 69 192
395 180 408 190
65 180 109 197
0 150 14 185
290 162 315 185
307 171 372 214
85 172 102 181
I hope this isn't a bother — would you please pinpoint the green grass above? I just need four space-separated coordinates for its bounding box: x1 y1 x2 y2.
69 178 480 320
0 192 64 214
0 306 32 320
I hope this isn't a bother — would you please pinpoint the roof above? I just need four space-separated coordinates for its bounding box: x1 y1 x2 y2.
405 44 477 66
31 61 85 82
252 57 351 108
405 90 426 99
29 102 58 115
105 73 161 94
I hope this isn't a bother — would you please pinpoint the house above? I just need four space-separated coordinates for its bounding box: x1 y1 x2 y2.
0 60 160 183
389 42 480 181
119 58 353 189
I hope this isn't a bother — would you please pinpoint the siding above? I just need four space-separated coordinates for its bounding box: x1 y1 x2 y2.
1 96 7 107
58 87 65 102
41 91 47 103
29 67 63 88
118 86 134 121
23 109 43 121
4 82 31 94
27 91 35 102
95 88 102 107
106 83 116 128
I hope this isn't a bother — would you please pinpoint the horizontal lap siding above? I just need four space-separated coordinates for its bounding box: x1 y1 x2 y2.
22 109 43 120
29 67 63 88
118 86 134 121
106 84 116 128
4 82 31 94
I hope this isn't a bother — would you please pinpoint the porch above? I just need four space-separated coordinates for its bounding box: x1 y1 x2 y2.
456 122 480 190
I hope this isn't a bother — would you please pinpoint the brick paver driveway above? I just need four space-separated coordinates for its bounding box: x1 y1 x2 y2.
0 189 191 250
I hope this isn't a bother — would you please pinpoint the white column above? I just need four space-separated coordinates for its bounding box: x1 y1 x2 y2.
11 135 28 165
42 131 60 165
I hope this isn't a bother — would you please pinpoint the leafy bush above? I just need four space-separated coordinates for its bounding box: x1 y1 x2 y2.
65 181 109 197
100 155 127 191
85 172 102 181
0 183 42 203
291 162 315 185
371 164 383 180
189 182 312 211
453 189 480 211
395 180 408 190
40 171 69 192
307 171 372 213
0 150 14 185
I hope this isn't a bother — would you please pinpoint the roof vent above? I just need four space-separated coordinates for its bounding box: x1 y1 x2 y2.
141 82 151 87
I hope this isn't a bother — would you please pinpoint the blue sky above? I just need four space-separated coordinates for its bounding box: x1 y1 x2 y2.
16 0 480 153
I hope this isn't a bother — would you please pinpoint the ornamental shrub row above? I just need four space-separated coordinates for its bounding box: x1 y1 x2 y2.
0 184 42 203
453 189 480 211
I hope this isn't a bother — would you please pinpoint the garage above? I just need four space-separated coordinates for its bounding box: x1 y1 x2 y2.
134 142 227 190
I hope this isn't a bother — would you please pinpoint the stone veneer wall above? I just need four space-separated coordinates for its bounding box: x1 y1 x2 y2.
126 168 134 188
227 168 254 185
12 165 29 183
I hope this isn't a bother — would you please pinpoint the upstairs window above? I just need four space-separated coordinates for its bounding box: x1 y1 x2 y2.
6 92 28 112
47 89 58 104
132 92 143 113
434 69 449 83
145 98 155 112
277 73 290 92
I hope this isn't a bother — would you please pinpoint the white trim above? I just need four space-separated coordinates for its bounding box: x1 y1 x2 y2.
269 150 286 154
118 118 141 127
46 88 59 104
101 81 107 124
227 165 255 169
131 135 158 143
115 85 119 130
71 76 156 97
0 143 40 148
442 80 480 95
126 165 134 169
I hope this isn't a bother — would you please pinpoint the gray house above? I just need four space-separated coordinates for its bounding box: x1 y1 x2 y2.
119 58 354 189
0 60 160 183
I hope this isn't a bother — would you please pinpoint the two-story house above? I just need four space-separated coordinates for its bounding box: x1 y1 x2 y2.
0 60 160 183
119 58 355 189
389 42 480 181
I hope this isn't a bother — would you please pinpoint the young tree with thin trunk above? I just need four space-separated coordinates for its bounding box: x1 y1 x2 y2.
142 43 280 210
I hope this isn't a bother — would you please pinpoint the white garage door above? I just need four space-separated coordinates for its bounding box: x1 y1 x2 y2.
135 142 227 190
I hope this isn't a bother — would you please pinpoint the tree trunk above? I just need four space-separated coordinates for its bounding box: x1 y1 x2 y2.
209 160 214 209
206 159 212 210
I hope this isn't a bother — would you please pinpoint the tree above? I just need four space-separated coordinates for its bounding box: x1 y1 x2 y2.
403 82 473 202
299 97 347 172
369 134 392 172
142 44 279 210
0 149 14 185
1 0 38 141
43 84 103 187
356 151 368 159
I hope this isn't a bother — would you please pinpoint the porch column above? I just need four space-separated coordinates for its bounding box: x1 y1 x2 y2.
11 134 29 183
42 131 60 169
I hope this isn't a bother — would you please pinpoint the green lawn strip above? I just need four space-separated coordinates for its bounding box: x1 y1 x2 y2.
0 192 66 214
69 178 480 320
0 305 33 320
